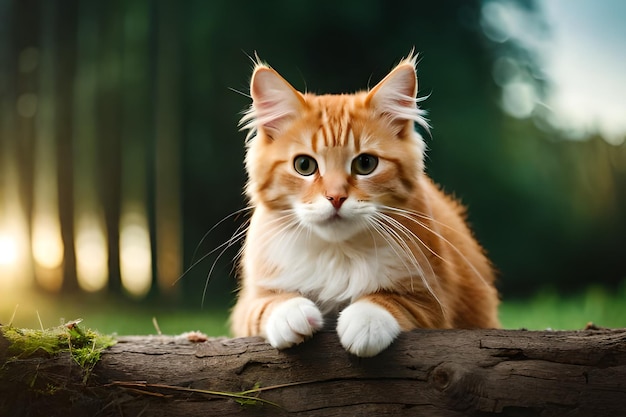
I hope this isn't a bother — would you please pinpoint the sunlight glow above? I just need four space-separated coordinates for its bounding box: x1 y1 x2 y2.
75 216 108 292
0 234 18 266
0 221 33 290
0 146 33 289
119 209 152 298
31 214 65 292
32 214 64 270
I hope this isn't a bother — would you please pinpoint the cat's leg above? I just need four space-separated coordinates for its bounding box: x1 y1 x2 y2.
337 292 445 357
231 289 324 349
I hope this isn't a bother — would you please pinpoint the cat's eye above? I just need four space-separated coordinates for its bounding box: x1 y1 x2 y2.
352 154 379 175
294 155 318 176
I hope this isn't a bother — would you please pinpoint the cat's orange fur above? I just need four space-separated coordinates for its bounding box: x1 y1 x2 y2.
230 53 499 357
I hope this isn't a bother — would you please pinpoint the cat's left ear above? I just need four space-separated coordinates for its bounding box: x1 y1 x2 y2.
243 65 306 139
366 58 427 133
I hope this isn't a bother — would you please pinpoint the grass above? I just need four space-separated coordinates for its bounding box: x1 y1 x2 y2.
499 283 626 330
2 283 625 336
1 291 230 337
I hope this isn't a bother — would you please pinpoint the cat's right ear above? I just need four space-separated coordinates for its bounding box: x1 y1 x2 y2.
243 66 305 139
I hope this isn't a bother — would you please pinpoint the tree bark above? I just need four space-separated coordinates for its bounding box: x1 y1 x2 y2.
1 328 625 416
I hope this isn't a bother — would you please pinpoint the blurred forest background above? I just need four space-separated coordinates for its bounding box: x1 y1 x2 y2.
1 0 624 334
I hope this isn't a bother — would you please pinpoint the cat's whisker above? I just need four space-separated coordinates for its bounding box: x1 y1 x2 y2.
201 219 252 306
365 217 417 283
371 213 445 315
270 220 305 254
375 214 426 264
397 212 486 287
368 215 424 286
225 219 253 276
228 86 251 99
370 214 425 282
197 208 302 307
383 206 468 238
190 206 253 263
379 209 448 264
365 217 444 318
377 211 445 265
253 211 301 248
363 219 380 261
381 206 491 289
173 207 253 287
379 218 436 295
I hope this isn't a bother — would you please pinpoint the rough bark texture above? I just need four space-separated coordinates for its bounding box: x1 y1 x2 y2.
1 328 625 416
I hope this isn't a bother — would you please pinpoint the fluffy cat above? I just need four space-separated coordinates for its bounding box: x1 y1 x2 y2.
230 53 499 357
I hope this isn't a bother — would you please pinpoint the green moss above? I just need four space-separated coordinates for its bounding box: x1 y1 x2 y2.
1 320 116 375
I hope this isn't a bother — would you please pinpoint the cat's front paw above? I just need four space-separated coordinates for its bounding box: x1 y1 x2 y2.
264 297 324 350
337 300 401 357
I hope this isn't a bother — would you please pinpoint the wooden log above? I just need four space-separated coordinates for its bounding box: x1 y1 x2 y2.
1 327 625 416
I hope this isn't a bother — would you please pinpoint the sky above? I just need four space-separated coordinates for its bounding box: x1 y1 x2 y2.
541 0 626 144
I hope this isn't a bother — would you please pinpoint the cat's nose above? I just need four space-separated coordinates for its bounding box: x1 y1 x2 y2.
326 195 347 210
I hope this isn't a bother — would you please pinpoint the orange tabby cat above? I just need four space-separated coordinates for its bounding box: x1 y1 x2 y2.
230 53 499 357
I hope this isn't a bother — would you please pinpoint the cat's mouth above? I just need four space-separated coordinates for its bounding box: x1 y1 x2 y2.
304 208 347 228
310 218 356 242
322 210 346 224
329 212 342 221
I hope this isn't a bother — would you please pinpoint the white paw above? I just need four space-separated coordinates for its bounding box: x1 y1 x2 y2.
264 297 324 350
337 300 401 357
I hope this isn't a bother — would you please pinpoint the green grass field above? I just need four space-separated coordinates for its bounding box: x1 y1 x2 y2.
499 283 626 330
0 292 231 337
2 283 625 336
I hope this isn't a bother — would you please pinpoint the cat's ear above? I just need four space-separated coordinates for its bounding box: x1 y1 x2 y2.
366 58 428 133
242 65 305 139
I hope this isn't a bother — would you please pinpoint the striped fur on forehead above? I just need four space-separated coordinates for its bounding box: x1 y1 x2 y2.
308 94 363 152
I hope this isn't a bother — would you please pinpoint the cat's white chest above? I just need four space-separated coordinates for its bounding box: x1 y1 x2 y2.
255 226 399 310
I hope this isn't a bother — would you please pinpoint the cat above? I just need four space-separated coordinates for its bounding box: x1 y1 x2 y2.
230 53 499 357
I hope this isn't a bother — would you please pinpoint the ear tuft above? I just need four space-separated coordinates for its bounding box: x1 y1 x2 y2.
240 64 304 141
366 53 429 133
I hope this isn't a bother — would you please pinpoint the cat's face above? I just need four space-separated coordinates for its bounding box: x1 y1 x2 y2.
242 56 428 242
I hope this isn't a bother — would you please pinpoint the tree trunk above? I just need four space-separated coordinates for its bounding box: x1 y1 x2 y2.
1 327 625 416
